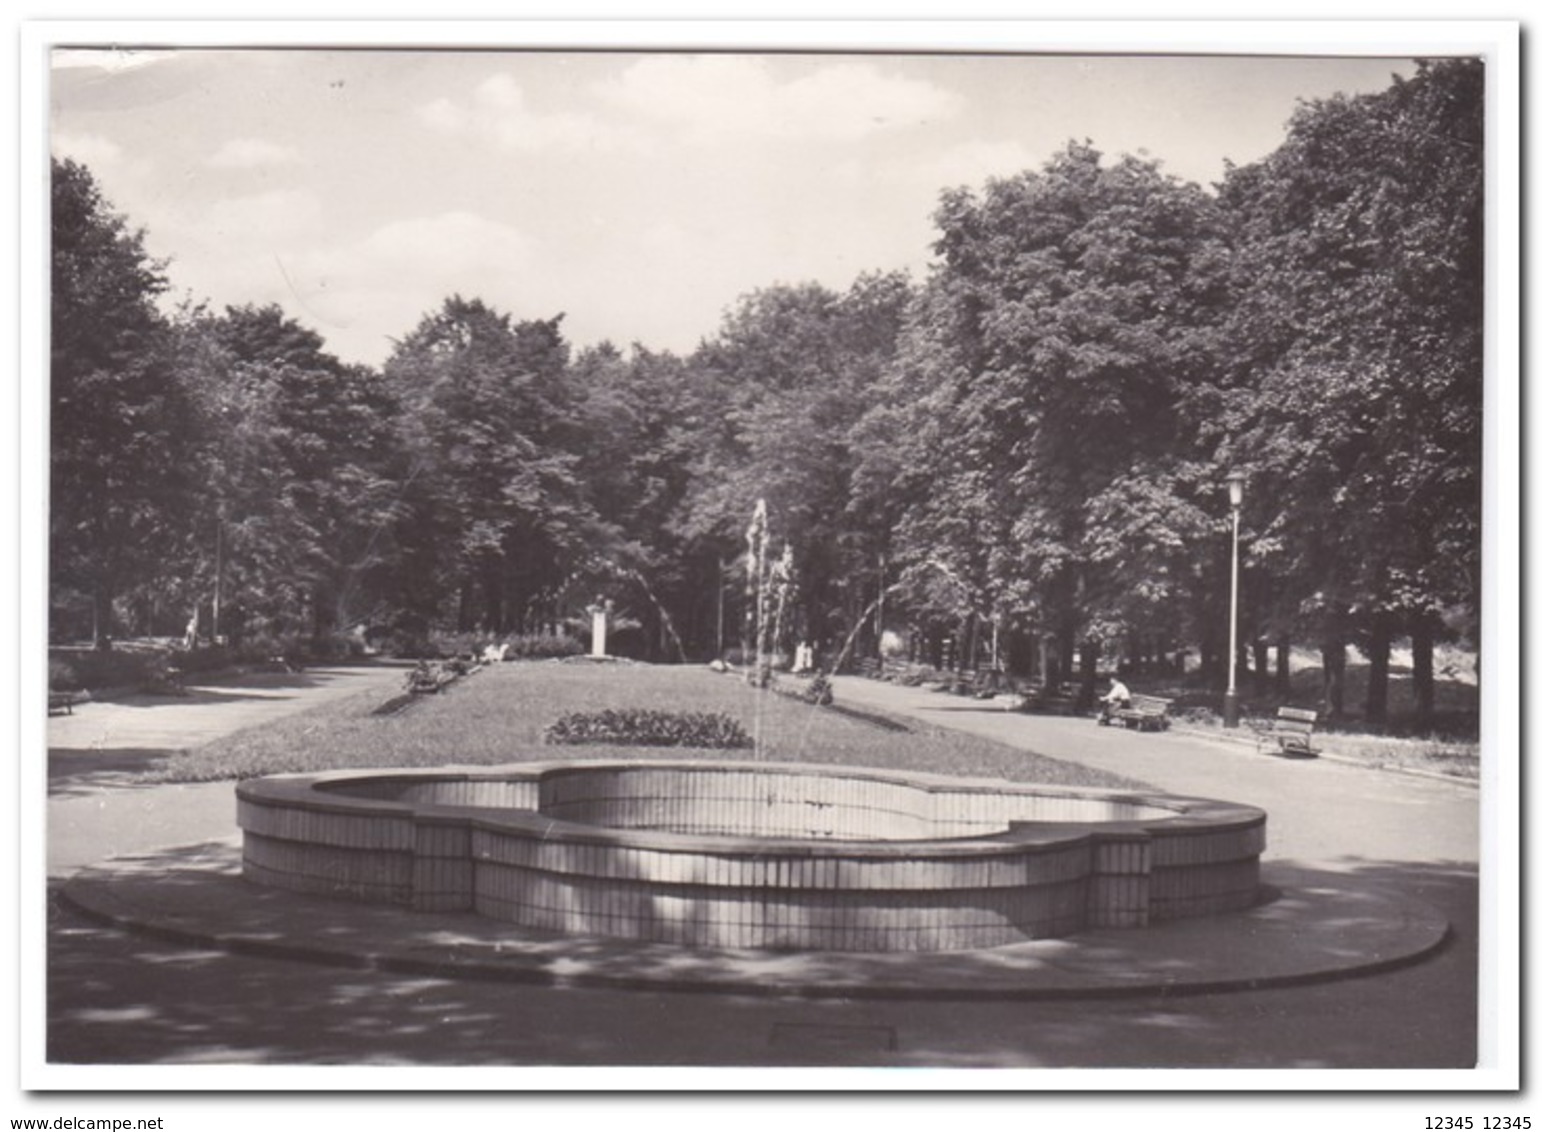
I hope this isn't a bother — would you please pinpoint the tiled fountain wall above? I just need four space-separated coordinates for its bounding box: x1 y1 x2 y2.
237 761 1266 953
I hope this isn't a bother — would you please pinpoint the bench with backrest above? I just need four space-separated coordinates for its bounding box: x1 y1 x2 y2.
1267 706 1319 756
1110 694 1173 732
48 690 89 715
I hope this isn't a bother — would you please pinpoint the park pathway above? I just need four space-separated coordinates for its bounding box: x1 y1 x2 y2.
827 676 1480 869
46 663 409 877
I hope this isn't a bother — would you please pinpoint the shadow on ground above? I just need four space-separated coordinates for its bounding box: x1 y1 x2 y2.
45 850 1477 1069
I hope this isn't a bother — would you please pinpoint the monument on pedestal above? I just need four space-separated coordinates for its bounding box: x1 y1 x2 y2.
588 597 612 659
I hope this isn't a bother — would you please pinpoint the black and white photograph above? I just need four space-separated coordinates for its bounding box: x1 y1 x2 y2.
13 13 1522 1120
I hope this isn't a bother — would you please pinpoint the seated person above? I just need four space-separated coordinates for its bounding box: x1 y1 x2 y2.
1098 677 1132 724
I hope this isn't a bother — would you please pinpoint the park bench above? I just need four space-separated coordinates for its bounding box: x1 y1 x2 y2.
1260 706 1319 757
1109 694 1173 732
48 690 89 715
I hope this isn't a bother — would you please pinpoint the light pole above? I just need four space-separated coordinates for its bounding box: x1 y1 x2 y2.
1224 471 1245 728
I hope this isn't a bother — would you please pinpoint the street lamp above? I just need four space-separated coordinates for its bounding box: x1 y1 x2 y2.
1224 471 1245 728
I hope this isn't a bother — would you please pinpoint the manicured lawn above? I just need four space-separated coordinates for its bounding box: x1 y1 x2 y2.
135 660 1151 791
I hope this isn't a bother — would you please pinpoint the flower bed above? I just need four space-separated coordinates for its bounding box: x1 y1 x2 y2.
545 708 752 749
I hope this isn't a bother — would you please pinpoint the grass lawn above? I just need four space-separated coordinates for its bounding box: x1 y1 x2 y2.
135 660 1151 791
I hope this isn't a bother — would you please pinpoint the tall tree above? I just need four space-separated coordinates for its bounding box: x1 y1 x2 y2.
172 303 404 645
383 296 594 634
1217 59 1483 727
878 144 1225 693
680 273 912 656
50 158 196 646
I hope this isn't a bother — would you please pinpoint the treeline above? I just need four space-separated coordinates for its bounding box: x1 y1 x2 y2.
50 59 1481 729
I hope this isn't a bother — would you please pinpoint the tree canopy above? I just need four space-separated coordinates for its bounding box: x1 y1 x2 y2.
48 60 1484 729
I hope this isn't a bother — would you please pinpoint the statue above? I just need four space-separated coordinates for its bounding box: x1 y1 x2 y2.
586 596 613 659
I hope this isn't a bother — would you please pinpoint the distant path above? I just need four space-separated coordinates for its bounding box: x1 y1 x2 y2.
48 663 408 759
46 663 408 877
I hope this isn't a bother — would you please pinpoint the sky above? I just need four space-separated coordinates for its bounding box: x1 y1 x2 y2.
49 42 1419 369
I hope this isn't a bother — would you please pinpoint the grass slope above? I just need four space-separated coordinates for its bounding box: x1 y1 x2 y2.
137 661 1151 791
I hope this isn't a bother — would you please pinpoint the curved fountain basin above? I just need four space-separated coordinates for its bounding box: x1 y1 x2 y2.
237 760 1267 953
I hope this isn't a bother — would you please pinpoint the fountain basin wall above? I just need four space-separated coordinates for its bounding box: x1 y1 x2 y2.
237 760 1266 952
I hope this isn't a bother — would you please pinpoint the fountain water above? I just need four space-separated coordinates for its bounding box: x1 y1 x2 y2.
744 501 768 682
621 566 689 664
825 558 986 678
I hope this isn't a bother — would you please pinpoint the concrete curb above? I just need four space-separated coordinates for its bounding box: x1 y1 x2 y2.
60 840 1453 1002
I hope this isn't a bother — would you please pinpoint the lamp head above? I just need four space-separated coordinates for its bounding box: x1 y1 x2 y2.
1226 471 1245 509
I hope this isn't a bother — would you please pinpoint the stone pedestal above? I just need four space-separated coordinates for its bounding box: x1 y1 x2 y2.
590 607 608 658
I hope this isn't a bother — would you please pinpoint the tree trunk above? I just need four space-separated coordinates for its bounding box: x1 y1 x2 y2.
482 564 504 634
1275 637 1292 700
1411 612 1436 734
457 580 473 633
92 577 114 650
1076 639 1100 713
1055 615 1078 688
1252 639 1270 695
1321 616 1347 719
1365 610 1392 726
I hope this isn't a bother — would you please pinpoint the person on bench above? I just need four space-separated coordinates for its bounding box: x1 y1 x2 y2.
1098 677 1132 724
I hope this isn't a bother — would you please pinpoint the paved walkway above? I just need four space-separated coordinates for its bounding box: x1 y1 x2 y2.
41 667 1486 1073
828 679 1480 868
47 664 410 876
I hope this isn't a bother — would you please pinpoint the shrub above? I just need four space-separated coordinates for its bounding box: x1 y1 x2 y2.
544 708 752 749
46 648 158 692
49 658 79 691
423 631 483 659
382 630 586 661
802 673 834 706
505 632 585 660
231 631 313 667
302 631 368 662
177 643 236 676
377 630 434 660
897 666 939 687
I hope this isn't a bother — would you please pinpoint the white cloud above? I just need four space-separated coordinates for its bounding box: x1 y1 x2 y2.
415 73 624 153
50 131 125 169
200 189 325 249
358 210 531 268
599 56 962 142
207 138 300 169
914 138 1045 194
269 212 538 364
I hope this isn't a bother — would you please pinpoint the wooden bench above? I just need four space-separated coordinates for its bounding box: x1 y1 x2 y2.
1264 706 1319 757
48 690 89 715
1109 694 1173 732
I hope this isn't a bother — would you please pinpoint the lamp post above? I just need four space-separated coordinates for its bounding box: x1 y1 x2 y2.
1224 471 1245 728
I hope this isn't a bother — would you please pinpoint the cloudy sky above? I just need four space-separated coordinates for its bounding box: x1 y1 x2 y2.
50 43 1416 368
